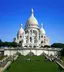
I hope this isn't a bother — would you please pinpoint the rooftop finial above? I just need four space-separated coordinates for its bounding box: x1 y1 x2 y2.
31 8 34 16
20 24 22 28
41 23 44 28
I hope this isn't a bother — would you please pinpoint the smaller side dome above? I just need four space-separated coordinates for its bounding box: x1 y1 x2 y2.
18 24 24 35
40 23 46 35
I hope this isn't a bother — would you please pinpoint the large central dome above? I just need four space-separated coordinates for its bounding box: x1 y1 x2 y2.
26 9 38 25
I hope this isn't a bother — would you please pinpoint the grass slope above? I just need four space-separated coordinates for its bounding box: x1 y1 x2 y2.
5 56 64 72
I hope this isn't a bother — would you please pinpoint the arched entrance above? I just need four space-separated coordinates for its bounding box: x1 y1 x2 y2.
27 52 35 56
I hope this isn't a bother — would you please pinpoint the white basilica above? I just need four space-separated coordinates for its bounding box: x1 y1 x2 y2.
14 9 50 48
2 9 61 56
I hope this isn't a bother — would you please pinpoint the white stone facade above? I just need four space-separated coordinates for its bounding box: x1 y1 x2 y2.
4 47 60 56
14 9 50 47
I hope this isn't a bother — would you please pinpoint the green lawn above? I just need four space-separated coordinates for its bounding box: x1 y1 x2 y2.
5 55 64 72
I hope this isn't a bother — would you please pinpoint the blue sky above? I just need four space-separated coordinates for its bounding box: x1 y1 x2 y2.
0 0 64 44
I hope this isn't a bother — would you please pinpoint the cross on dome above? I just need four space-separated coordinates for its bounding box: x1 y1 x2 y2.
31 8 34 16
41 23 44 28
20 24 22 28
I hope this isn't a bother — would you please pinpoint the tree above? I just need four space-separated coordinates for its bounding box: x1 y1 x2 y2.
0 39 18 47
0 39 3 47
11 42 18 47
51 43 64 48
0 39 2 42
60 48 64 56
51 43 64 57
3 42 11 47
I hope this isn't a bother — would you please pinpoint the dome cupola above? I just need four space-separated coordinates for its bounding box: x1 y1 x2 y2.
18 24 24 35
40 23 46 35
26 9 38 26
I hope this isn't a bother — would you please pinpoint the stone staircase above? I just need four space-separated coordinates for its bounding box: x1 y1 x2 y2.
0 55 18 72
43 53 64 69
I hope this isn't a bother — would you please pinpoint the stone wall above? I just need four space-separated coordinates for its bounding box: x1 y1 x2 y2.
4 48 58 56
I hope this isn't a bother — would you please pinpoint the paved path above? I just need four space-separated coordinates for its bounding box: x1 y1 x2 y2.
0 67 3 72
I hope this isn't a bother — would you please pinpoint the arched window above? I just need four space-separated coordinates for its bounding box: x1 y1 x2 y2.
30 30 32 35
25 30 28 34
34 36 36 43
41 36 43 38
19 41 22 43
41 41 43 43
30 37 32 42
33 30 35 33
33 30 37 35
20 36 22 38
44 36 46 38
19 40 23 44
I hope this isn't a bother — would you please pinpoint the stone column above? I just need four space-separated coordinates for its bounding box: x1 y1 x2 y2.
28 30 30 43
32 29 33 48
37 30 39 46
